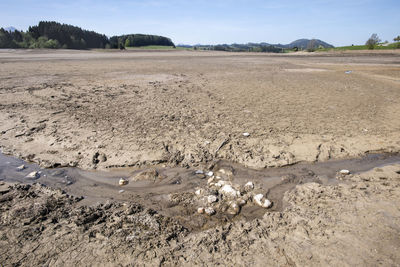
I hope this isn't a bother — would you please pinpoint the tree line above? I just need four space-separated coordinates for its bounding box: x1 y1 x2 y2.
0 21 174 49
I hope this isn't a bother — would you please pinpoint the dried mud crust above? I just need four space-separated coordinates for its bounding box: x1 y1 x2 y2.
1 164 400 266
1 51 400 170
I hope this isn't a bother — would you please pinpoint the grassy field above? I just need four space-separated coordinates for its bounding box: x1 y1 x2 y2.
317 42 400 52
125 45 193 50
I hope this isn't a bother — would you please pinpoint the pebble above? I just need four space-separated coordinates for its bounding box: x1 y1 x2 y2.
195 170 204 174
207 195 218 204
215 180 227 188
253 194 272 208
119 178 129 186
205 207 216 216
195 189 203 196
243 132 250 137
206 171 214 177
26 171 40 179
237 198 247 206
244 181 254 191
219 184 240 198
207 177 214 184
119 189 125 193
16 165 25 171
227 201 240 215
340 169 350 175
197 207 205 214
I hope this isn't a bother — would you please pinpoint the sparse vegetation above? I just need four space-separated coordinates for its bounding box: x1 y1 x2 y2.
366 33 381 49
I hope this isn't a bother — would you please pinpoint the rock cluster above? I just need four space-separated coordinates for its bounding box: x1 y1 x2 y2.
195 168 272 216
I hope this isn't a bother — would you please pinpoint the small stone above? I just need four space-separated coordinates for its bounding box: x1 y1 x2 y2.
215 180 227 188
205 207 215 216
197 207 205 214
253 194 272 208
237 198 247 206
243 132 250 137
195 170 204 174
26 171 40 179
207 177 215 184
340 169 350 175
206 171 214 177
195 189 203 196
207 195 218 204
119 189 125 193
16 165 25 171
227 201 240 215
219 184 240 199
244 181 254 191
119 178 129 186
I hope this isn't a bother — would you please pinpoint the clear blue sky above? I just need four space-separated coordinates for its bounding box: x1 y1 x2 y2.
1 0 399 46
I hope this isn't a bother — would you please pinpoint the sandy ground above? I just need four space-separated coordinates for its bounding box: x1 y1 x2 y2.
1 49 400 266
1 49 400 170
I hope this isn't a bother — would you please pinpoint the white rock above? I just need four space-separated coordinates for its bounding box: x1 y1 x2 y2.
220 184 240 198
206 171 214 177
195 189 203 196
215 180 227 188
227 201 240 215
207 195 218 204
253 194 272 208
119 178 129 186
340 169 350 175
119 189 125 193
195 170 204 174
197 207 205 214
207 177 215 184
245 181 254 190
205 207 216 216
243 132 250 137
237 198 247 206
16 165 25 171
26 171 40 179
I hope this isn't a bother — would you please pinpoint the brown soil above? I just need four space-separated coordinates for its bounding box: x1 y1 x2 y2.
1 49 400 170
1 49 400 266
1 163 400 266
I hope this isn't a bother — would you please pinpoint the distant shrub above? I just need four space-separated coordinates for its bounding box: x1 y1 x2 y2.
366 33 380 50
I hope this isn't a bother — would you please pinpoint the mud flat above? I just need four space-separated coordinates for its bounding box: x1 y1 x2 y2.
1 49 400 265
1 49 400 170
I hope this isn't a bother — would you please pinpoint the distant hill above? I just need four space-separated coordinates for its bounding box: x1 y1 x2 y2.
282 39 334 49
179 39 334 52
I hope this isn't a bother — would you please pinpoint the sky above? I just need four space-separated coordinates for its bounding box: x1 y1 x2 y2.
0 0 399 46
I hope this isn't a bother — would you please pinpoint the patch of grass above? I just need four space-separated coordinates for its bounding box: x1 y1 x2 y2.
125 45 193 50
316 42 400 52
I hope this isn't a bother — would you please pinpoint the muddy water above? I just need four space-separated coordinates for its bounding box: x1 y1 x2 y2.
1 151 400 228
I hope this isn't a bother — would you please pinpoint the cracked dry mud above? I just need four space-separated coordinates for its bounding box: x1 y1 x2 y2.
1 49 400 266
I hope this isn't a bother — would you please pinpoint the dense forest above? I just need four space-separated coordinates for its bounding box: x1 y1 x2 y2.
109 34 174 49
0 21 175 49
